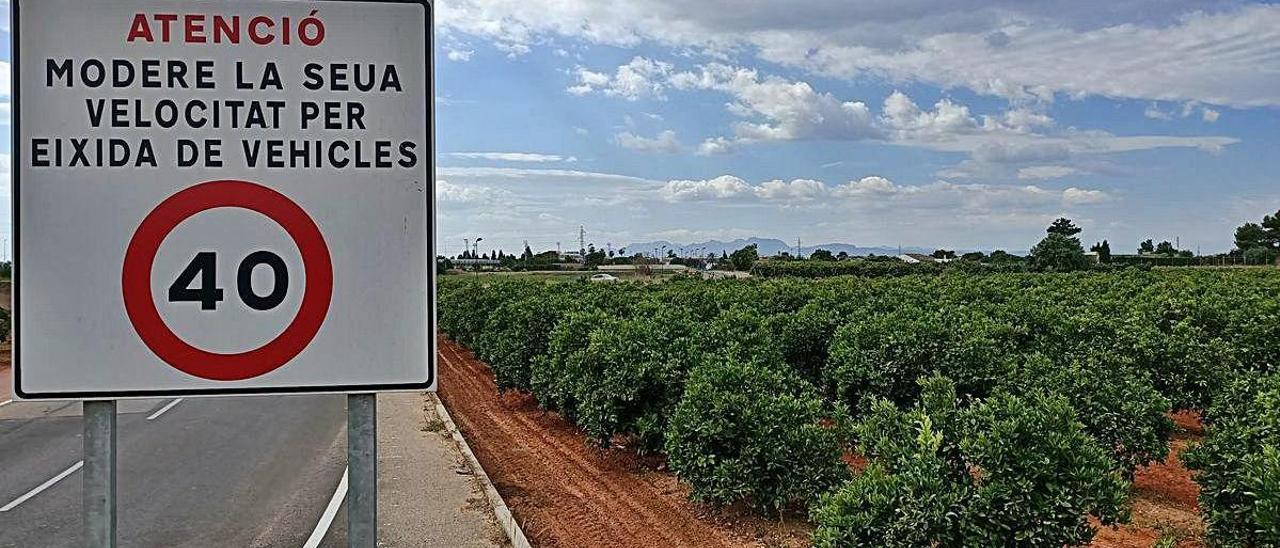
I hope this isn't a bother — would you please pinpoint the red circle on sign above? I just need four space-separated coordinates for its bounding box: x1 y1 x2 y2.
122 180 333 381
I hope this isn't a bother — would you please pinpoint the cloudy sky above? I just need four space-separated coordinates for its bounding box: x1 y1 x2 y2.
1 2 1278 257
431 0 1280 256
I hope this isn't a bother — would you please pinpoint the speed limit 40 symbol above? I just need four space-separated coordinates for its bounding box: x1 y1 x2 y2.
122 180 333 381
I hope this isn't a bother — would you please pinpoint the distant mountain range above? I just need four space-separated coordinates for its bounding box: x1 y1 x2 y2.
620 237 936 258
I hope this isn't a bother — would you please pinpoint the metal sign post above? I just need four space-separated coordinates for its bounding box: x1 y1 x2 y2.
348 394 378 548
83 400 117 548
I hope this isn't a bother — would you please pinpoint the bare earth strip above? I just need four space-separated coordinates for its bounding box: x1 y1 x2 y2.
435 335 778 548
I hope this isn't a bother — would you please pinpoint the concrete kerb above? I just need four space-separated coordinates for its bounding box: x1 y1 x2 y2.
429 393 532 548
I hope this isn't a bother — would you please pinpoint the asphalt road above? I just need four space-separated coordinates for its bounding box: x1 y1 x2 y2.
0 394 352 547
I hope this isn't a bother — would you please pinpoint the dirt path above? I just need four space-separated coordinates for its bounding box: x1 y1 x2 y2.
1091 412 1206 548
436 336 785 548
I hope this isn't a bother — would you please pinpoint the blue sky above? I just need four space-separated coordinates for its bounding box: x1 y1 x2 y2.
431 0 1280 256
3 2 1279 258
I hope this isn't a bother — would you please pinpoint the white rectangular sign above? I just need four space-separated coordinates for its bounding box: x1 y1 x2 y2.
12 0 435 398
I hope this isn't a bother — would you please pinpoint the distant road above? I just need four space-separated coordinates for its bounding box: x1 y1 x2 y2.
0 395 351 547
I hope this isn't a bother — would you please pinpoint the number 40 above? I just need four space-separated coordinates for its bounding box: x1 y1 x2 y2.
168 251 289 311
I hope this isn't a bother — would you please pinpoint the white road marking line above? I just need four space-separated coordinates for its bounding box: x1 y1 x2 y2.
146 398 184 421
0 461 84 512
302 467 348 548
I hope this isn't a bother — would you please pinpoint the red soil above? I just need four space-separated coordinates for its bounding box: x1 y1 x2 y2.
1091 411 1206 548
436 336 809 548
438 335 1208 548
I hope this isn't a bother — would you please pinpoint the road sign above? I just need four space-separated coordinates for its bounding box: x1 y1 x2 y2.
12 0 435 398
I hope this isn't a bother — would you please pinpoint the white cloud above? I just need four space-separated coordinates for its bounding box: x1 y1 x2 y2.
436 179 511 204
1017 166 1078 180
674 64 881 144
833 176 897 196
616 130 683 153
439 1 1280 108
1144 104 1174 120
445 47 474 62
437 166 654 185
568 57 674 100
697 136 736 155
494 42 531 57
754 179 828 202
827 179 1106 212
1147 101 1221 123
772 6 1280 108
445 152 577 163
881 91 977 138
1063 187 1109 204
573 64 1234 168
987 108 1054 134
578 62 880 147
657 174 1107 211
0 61 9 98
659 175 752 201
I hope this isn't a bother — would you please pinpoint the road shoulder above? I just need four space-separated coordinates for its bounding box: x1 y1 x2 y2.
378 391 507 548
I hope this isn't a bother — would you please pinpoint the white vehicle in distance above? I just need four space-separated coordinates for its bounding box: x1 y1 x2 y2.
589 273 619 283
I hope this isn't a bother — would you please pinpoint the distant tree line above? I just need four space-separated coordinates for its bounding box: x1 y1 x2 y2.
1234 208 1280 263
441 207 1280 275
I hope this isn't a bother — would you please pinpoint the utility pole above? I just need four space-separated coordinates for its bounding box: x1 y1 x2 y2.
578 225 586 259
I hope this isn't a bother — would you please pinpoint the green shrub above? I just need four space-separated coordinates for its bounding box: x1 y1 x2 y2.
1242 446 1280 539
475 291 567 392
1184 372 1280 546
824 307 1011 411
768 304 841 382
959 390 1130 546
1140 321 1237 410
664 356 850 512
812 459 966 548
1010 352 1173 474
571 310 699 450
437 279 518 346
695 306 785 365
528 311 614 418
819 377 1128 547
813 378 969 547
434 270 1280 530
